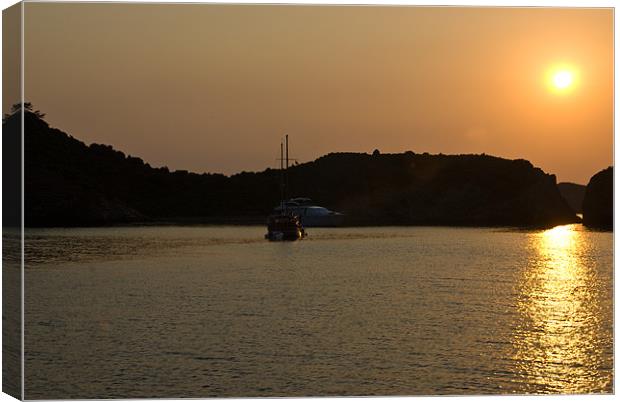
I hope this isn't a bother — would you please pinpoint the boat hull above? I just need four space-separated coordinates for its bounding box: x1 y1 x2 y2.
265 229 304 241
265 213 306 241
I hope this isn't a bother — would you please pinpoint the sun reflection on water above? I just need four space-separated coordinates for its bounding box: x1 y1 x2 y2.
512 224 612 394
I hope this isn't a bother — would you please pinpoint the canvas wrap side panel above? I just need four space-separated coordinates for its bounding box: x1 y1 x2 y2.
3 2 23 400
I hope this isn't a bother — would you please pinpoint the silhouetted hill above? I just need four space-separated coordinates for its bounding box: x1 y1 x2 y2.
557 182 586 214
582 167 613 230
9 110 579 227
286 151 578 226
2 105 21 227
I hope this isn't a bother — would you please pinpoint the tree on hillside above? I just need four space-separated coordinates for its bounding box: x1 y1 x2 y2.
3 102 46 122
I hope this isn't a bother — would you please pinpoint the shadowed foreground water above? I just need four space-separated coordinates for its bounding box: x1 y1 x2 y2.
24 225 612 398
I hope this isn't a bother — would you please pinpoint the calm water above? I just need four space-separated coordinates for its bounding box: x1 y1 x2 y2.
24 225 613 398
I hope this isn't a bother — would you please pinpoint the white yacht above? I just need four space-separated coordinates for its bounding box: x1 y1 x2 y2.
273 198 345 227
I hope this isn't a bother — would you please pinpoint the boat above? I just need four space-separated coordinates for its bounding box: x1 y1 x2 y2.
272 198 345 227
265 213 306 241
265 135 307 241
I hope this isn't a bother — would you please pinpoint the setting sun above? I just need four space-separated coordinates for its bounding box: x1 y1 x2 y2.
553 70 574 89
548 66 578 93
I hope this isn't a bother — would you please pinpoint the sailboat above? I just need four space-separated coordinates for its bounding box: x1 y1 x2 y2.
265 135 307 241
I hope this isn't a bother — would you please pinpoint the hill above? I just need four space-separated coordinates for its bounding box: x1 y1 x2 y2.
582 167 613 230
7 108 579 227
557 182 586 214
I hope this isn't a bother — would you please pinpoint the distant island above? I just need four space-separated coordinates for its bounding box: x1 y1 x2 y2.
6 105 582 228
582 167 613 230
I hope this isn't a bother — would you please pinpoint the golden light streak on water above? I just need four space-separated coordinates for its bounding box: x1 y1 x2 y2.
512 224 612 394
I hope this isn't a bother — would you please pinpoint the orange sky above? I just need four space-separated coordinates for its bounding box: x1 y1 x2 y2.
22 4 613 184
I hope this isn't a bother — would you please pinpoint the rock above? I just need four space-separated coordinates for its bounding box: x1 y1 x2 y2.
582 167 613 230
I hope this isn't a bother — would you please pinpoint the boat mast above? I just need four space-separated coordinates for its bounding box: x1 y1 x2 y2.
280 140 285 210
285 134 289 201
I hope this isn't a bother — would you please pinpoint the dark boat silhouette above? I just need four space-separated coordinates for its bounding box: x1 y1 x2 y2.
265 135 307 241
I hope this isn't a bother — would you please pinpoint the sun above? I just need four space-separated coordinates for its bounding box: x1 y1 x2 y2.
547 66 578 93
553 70 573 89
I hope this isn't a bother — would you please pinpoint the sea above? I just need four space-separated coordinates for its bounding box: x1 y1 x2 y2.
22 224 613 398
